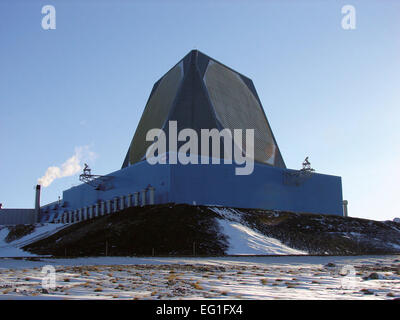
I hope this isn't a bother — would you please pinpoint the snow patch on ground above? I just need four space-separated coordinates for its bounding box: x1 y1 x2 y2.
0 228 36 258
0 255 399 300
217 219 307 255
0 224 66 258
211 207 307 255
211 207 243 222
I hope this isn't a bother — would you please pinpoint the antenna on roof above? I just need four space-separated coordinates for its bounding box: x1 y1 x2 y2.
301 157 315 173
79 164 113 191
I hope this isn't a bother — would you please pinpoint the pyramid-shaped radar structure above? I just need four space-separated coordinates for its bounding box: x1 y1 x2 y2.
122 50 286 169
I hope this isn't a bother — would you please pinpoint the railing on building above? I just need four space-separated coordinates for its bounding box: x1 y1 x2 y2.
53 186 155 224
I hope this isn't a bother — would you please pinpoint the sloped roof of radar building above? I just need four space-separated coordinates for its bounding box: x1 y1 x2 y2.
122 50 286 169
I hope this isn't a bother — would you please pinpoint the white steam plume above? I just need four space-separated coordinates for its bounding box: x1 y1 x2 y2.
38 146 96 187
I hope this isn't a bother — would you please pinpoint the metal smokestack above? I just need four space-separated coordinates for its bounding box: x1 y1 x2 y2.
35 184 41 223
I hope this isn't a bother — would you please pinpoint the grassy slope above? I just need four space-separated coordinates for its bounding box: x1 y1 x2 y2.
23 204 228 257
239 209 400 255
23 204 400 257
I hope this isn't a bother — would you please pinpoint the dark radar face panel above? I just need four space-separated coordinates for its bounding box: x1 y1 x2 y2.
203 61 283 167
123 62 184 167
122 50 285 168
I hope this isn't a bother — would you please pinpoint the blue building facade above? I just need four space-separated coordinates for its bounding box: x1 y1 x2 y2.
39 50 344 222
39 157 343 223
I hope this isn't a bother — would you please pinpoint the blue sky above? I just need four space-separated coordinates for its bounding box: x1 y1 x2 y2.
0 0 399 221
